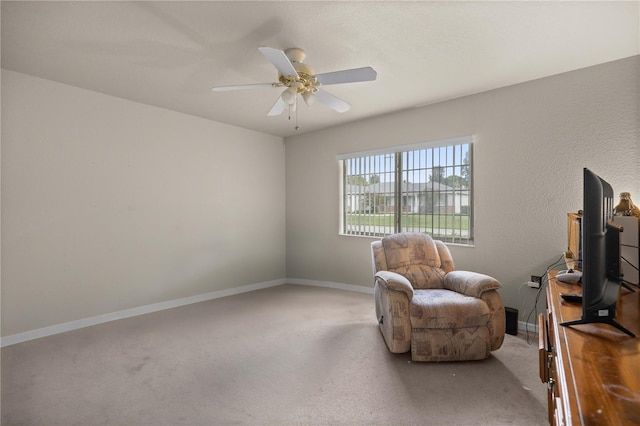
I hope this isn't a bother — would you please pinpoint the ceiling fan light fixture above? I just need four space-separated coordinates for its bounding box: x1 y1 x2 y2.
281 87 297 105
302 91 317 106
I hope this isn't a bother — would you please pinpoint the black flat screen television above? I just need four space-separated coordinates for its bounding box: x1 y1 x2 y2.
560 168 635 337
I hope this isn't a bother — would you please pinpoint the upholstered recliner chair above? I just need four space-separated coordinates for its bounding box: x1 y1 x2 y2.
371 232 505 362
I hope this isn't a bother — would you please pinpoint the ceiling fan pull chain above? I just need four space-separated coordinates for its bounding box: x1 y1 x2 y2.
295 96 299 131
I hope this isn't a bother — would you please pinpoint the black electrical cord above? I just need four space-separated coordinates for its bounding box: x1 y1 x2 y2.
525 254 566 345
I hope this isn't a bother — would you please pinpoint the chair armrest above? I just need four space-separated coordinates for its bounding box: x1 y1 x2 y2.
374 270 414 299
444 270 501 298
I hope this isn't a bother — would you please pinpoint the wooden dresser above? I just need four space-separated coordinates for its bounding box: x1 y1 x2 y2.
539 271 640 425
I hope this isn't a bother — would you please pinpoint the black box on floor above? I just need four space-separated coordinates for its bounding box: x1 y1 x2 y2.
505 307 518 336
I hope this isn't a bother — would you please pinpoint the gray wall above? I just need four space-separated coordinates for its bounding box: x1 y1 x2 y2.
1 70 286 336
285 56 640 323
2 56 638 338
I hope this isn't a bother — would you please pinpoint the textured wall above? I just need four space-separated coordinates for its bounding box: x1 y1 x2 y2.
285 56 639 323
2 56 637 336
1 70 286 336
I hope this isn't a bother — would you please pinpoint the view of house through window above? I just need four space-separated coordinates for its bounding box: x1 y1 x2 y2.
339 137 473 245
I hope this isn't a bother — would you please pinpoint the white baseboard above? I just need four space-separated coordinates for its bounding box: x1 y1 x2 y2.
518 320 539 334
0 278 286 347
1 279 537 347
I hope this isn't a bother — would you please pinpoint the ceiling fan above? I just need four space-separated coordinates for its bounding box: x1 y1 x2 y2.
212 47 377 118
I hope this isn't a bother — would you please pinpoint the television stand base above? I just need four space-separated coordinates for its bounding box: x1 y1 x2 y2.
561 317 636 338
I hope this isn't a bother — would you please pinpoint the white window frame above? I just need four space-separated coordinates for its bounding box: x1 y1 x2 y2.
338 136 474 245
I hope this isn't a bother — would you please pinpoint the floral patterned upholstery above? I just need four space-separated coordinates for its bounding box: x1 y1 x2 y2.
372 233 505 362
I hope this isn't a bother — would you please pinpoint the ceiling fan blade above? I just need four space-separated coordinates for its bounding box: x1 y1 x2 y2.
313 89 351 113
315 67 377 86
267 96 286 116
212 82 274 92
258 46 297 77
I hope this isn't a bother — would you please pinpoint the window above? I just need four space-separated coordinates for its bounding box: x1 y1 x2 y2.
339 136 473 245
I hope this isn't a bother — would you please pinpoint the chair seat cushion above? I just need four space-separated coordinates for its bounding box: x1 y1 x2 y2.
410 289 490 329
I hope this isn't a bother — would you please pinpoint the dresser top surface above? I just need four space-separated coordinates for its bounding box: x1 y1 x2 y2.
547 272 640 425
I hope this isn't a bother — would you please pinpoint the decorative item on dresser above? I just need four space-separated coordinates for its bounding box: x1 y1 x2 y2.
613 192 640 217
612 191 640 290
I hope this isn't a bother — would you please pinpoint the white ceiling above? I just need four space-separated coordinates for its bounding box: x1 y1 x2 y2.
2 1 638 138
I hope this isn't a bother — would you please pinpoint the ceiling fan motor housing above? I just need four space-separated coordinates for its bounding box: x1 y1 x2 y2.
279 69 317 94
284 48 306 64
277 48 316 94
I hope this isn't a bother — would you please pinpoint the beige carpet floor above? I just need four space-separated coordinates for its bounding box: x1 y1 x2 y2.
2 284 547 425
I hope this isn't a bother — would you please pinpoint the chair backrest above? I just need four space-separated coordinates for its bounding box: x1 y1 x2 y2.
371 233 454 289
